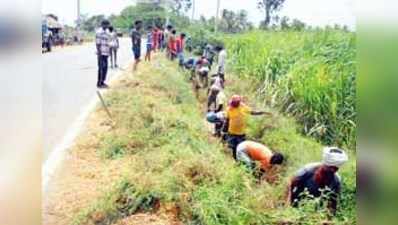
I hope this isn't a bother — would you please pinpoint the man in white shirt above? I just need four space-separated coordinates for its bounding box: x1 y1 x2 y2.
216 45 227 82
95 20 111 88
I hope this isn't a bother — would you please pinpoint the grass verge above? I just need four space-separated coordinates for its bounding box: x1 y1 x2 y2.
72 55 356 225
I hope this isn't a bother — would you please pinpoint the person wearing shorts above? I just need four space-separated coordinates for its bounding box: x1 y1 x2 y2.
130 20 142 71
145 26 153 61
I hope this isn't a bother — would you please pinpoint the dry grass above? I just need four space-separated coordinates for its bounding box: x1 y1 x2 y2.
43 56 181 225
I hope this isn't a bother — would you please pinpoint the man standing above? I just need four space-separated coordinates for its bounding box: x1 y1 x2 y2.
108 26 119 68
168 29 177 60
215 45 227 82
164 25 172 56
95 20 111 88
176 33 186 66
131 20 143 71
224 95 272 159
287 147 349 215
203 44 215 68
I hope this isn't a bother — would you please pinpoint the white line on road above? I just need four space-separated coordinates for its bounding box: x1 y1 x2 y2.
42 64 130 192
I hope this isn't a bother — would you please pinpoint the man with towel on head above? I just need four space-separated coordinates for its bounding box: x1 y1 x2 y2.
287 147 349 215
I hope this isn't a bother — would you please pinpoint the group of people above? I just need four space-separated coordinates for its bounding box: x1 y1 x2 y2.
175 30 349 216
96 19 350 216
144 24 187 65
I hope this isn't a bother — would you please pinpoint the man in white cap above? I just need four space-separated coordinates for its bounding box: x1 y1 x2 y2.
287 147 349 215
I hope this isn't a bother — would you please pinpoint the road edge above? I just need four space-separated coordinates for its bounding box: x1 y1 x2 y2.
42 64 131 192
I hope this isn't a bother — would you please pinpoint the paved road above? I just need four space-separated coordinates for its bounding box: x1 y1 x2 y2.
43 38 133 161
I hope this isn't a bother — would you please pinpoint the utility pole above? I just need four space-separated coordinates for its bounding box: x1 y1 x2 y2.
77 0 81 42
191 0 195 21
215 0 220 33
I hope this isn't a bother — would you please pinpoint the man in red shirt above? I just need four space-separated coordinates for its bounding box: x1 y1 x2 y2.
152 27 159 52
168 29 177 60
176 33 186 66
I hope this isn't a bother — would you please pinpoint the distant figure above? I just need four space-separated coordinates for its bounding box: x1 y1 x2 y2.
164 25 173 56
215 45 227 82
207 74 225 112
195 56 210 88
58 31 65 48
236 141 284 172
145 26 153 62
157 28 164 51
287 147 349 215
95 20 111 88
176 33 186 66
131 20 143 71
207 82 226 137
152 27 160 52
224 95 272 159
168 29 177 60
109 26 119 68
183 57 196 70
203 44 215 68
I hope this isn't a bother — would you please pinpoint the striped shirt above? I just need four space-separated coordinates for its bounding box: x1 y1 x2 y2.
95 28 111 56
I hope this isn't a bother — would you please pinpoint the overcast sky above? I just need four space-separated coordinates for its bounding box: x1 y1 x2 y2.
42 0 355 29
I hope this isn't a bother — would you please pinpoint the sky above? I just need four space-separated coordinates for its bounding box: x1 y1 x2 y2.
42 0 355 29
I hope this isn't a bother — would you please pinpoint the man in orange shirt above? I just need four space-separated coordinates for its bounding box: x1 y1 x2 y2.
236 141 284 172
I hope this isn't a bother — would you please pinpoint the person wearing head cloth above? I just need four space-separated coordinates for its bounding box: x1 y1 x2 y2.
287 147 349 215
223 95 272 159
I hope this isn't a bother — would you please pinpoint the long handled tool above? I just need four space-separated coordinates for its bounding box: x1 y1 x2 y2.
96 90 114 124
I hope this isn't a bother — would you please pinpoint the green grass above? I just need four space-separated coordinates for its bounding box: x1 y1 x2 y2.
73 56 356 225
223 30 356 150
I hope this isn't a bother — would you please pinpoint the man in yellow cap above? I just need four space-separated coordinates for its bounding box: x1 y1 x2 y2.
224 95 271 159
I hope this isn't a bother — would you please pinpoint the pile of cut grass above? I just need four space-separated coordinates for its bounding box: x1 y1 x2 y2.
73 56 356 225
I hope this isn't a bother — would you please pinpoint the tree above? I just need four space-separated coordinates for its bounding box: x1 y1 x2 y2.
280 16 289 30
291 18 306 31
236 10 251 31
172 0 192 14
219 9 251 33
257 0 286 28
81 14 105 32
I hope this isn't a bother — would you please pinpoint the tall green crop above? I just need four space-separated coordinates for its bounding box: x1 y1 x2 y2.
225 30 356 149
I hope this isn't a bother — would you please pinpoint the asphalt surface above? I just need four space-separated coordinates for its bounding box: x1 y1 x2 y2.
42 38 133 161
